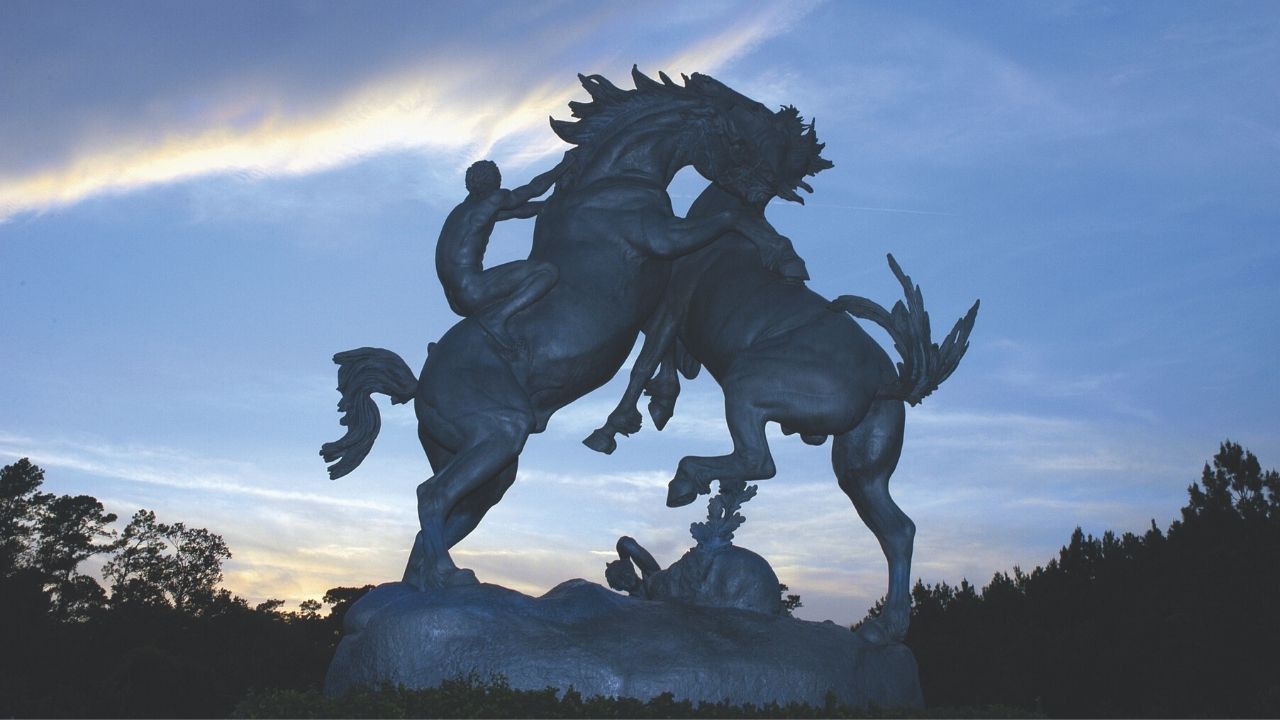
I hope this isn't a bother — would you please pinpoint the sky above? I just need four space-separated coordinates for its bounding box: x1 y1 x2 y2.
1 0 1277 626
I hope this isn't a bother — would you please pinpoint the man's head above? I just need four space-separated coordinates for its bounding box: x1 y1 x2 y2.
465 160 501 195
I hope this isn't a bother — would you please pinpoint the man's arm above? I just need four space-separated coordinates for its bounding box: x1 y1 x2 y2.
503 152 576 208
737 214 809 282
495 201 544 221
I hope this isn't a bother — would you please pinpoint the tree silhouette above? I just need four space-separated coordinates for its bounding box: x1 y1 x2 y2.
1 459 121 621
0 458 50 576
299 598 322 620
103 509 231 612
6 446 1279 717
33 494 118 619
901 440 1280 717
779 583 803 617
1183 441 1279 522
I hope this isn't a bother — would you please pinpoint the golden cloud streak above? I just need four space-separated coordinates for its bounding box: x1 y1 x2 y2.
0 66 578 221
0 3 807 222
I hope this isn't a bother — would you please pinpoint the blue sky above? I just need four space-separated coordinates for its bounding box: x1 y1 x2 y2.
2 1 1277 625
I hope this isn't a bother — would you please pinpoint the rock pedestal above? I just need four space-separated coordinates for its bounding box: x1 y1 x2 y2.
325 579 923 710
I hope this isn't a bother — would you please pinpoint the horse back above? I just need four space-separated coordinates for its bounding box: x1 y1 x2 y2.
679 243 894 386
423 179 675 424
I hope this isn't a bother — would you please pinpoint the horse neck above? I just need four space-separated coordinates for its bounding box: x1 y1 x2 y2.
571 113 694 190
673 184 766 283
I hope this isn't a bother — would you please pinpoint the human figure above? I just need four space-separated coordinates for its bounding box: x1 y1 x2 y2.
435 154 574 351
605 535 783 616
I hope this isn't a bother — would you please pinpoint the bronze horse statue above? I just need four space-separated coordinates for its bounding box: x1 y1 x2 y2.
321 68 827 591
585 176 979 643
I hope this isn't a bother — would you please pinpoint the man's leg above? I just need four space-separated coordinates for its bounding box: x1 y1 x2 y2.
474 261 558 350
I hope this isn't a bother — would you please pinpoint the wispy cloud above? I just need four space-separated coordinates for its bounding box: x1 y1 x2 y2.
905 405 1190 477
0 432 397 514
0 66 571 221
779 202 957 217
656 0 819 81
0 1 819 222
0 431 417 604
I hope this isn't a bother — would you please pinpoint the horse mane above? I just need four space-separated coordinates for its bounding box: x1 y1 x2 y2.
550 67 711 147
550 66 833 197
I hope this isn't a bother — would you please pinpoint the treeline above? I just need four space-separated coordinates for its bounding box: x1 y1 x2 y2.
900 441 1280 717
0 458 372 717
4 442 1277 717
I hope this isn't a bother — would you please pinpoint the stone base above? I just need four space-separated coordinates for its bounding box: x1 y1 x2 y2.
325 579 923 710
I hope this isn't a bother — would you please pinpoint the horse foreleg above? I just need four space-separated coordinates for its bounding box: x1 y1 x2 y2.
832 399 911 644
667 391 776 507
584 304 676 454
632 207 804 280
627 208 738 259
404 411 531 591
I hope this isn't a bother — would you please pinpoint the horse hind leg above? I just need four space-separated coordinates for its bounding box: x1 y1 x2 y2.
443 459 518 548
668 390 775 507
418 428 517 548
403 410 531 590
832 398 911 644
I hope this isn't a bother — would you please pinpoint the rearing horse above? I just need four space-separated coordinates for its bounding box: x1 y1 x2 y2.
321 68 825 591
584 176 979 643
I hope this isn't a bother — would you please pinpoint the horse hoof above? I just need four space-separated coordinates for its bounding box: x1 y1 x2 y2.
649 400 674 431
583 429 617 455
667 487 696 507
666 475 700 507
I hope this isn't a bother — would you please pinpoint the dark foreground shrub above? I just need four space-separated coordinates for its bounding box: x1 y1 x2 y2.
233 674 1041 719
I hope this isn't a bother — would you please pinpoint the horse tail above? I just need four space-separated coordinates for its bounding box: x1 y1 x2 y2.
830 254 979 406
319 347 419 480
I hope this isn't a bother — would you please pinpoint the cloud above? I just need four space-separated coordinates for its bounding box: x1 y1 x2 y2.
0 399 1200 625
0 432 398 514
737 6 1119 173
0 430 424 605
0 0 819 222
0 66 569 221
903 405 1191 478
655 0 818 81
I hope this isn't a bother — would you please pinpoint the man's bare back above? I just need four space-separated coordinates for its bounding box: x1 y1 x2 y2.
435 155 574 351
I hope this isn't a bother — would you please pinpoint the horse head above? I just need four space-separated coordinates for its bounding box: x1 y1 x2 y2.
768 105 835 204
677 73 832 206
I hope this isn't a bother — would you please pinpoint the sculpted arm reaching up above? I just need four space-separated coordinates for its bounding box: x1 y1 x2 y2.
495 152 577 221
435 153 575 352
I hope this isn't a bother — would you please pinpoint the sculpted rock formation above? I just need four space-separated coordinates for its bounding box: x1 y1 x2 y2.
325 580 924 709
